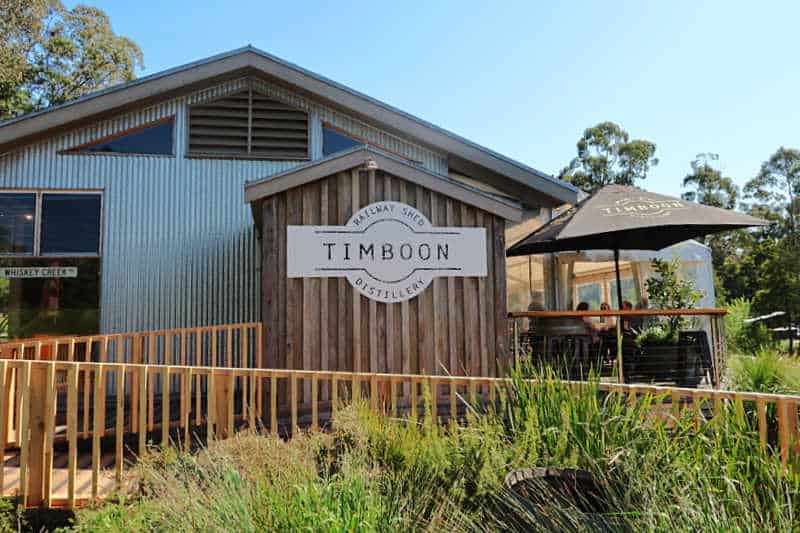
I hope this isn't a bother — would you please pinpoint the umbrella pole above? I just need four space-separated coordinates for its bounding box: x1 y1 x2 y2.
614 249 624 310
614 248 625 384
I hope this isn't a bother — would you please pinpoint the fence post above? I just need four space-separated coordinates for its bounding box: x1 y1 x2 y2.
214 370 232 440
26 362 48 507
0 361 7 492
778 398 798 469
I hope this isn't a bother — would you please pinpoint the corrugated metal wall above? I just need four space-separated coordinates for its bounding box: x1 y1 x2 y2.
0 77 448 334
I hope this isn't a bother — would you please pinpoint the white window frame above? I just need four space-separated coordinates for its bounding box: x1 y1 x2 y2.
0 189 104 258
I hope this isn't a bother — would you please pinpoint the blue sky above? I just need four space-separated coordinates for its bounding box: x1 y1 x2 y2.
74 0 799 197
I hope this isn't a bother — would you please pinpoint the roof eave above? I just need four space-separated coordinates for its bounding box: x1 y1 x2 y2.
245 146 523 222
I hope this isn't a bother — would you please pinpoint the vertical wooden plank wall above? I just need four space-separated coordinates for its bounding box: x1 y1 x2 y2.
260 169 508 407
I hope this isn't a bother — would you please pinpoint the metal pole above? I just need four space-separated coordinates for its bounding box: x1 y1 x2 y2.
614 249 624 310
512 319 520 363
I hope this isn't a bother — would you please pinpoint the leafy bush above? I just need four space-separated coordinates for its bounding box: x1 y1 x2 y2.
633 323 680 346
643 258 702 340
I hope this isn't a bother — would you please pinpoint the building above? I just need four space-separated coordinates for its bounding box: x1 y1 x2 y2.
0 46 577 343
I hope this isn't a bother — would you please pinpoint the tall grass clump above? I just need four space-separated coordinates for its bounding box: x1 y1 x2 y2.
727 347 800 395
725 297 775 355
72 364 800 532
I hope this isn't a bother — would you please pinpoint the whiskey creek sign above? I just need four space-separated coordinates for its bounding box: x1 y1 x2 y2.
287 201 487 303
0 266 78 278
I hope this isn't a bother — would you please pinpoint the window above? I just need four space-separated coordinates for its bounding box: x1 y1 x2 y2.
65 117 174 155
0 194 35 254
0 191 102 256
609 278 637 308
0 191 102 339
323 126 362 156
188 87 309 159
577 283 602 310
0 257 100 340
40 194 102 254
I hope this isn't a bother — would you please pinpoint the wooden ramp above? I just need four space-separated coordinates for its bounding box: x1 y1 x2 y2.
3 449 118 507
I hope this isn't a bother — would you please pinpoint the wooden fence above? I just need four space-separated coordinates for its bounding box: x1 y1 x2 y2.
0 323 262 444
1 360 798 509
0 322 262 369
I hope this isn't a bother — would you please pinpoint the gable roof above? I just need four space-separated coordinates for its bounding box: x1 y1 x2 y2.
245 146 523 225
0 46 578 207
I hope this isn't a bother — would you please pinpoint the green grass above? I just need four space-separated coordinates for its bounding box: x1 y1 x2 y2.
70 365 800 532
727 348 800 395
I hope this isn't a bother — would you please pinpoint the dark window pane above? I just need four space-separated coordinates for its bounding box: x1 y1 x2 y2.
322 126 363 156
41 194 101 254
0 257 100 340
0 194 35 254
81 120 174 155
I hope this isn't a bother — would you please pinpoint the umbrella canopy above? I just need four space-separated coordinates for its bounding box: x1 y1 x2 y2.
507 185 768 256
506 184 768 310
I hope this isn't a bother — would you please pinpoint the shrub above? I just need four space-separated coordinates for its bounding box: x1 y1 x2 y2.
634 323 680 346
646 259 701 319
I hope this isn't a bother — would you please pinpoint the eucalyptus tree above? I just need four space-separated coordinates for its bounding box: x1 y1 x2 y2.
558 121 658 194
0 0 143 120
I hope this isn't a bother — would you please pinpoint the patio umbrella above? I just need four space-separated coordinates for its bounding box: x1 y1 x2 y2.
506 184 768 309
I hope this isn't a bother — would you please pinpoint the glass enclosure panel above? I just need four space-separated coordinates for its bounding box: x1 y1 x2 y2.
576 283 602 310
0 257 100 340
506 255 545 312
80 119 174 155
40 194 102 255
609 277 637 308
0 193 35 254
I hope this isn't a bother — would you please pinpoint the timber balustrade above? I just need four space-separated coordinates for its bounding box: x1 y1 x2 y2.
0 359 798 509
509 309 728 388
0 322 262 368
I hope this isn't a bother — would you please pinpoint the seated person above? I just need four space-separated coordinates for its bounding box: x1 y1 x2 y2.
598 301 616 330
621 300 634 331
576 301 601 342
527 291 545 333
630 298 650 331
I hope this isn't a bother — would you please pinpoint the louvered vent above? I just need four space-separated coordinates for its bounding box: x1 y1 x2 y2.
188 88 309 159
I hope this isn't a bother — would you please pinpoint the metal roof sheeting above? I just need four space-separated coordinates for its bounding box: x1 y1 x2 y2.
0 46 577 206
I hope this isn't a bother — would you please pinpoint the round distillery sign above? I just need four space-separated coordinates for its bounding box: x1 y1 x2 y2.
287 201 487 303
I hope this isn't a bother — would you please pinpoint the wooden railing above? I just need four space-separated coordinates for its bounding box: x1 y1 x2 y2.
0 323 262 470
0 322 263 369
508 309 728 387
2 359 798 509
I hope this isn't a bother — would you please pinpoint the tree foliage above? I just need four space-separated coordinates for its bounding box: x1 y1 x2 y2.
680 153 744 300
558 121 658 194
672 147 800 349
743 147 800 234
0 0 143 120
682 153 738 210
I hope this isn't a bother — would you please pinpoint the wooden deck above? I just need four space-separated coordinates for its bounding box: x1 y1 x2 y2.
3 449 117 506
